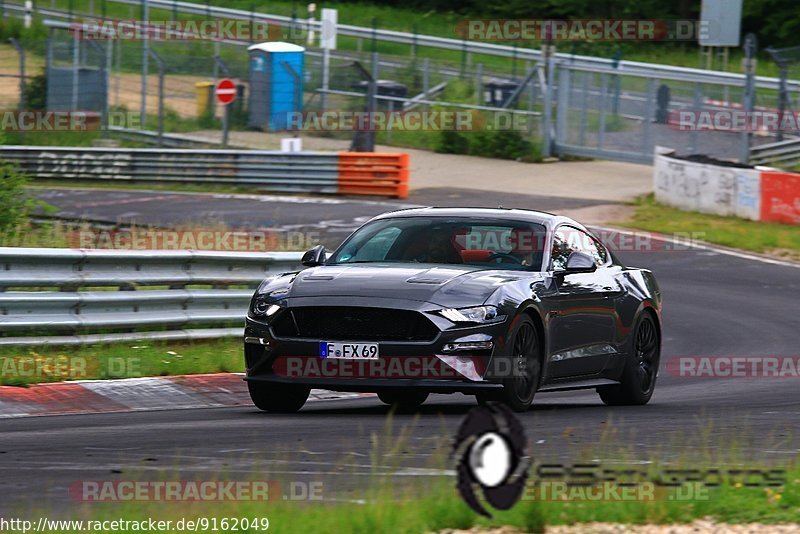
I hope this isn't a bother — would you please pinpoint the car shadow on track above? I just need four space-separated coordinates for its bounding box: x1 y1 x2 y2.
244 399 617 417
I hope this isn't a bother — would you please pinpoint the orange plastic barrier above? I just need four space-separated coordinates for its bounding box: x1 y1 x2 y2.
337 153 409 199
760 170 800 225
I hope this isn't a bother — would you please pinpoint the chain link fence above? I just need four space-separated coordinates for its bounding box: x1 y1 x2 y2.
0 7 797 165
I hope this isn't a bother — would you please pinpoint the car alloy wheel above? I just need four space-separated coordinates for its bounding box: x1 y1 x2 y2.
635 316 659 394
598 314 660 406
478 316 540 412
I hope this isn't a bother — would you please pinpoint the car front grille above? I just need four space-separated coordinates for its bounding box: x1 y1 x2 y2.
271 306 439 341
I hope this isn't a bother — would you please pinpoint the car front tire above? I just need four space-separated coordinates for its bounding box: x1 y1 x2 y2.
248 381 310 413
377 390 429 412
477 315 541 413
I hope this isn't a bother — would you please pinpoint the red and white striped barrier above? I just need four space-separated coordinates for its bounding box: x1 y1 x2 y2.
654 148 800 225
0 374 371 418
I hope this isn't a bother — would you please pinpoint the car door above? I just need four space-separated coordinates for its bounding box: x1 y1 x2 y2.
544 226 619 379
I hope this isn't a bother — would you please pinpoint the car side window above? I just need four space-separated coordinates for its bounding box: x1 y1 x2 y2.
551 228 576 271
552 226 608 269
576 231 608 266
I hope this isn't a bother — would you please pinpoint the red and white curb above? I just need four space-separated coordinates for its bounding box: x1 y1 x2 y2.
0 373 372 418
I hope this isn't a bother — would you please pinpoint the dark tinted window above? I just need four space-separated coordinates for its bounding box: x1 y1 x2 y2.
331 217 548 271
552 226 608 269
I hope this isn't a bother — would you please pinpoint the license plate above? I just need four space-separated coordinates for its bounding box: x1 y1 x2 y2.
319 342 379 360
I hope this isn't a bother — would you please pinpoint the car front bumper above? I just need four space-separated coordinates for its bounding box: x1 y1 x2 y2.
243 302 511 393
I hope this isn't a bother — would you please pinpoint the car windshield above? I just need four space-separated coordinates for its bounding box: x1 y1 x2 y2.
329 217 548 271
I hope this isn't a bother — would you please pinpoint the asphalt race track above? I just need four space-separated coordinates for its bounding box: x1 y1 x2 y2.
33 187 608 248
2 189 799 511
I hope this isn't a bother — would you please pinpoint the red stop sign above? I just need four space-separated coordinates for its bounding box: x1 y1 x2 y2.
215 78 237 105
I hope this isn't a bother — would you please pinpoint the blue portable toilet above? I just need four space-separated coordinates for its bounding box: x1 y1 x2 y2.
247 42 305 131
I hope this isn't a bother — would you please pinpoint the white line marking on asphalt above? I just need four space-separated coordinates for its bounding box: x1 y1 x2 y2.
591 224 800 269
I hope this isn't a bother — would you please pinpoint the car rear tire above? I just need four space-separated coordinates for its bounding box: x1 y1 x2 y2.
476 316 541 413
248 381 310 413
377 390 429 412
598 314 660 406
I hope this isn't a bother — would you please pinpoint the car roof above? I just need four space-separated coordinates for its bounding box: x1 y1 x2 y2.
369 206 582 231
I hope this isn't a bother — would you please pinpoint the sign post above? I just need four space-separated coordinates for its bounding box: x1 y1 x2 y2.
320 8 337 112
216 78 237 147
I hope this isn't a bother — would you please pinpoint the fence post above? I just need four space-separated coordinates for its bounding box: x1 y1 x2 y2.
597 73 608 149
556 68 570 150
689 82 701 153
475 63 483 106
411 24 417 60
460 39 467 77
422 58 429 109
72 28 79 110
776 66 788 143
542 57 555 158
740 33 757 163
147 48 166 146
643 78 655 156
321 47 330 112
140 0 149 128
511 43 517 79
578 72 588 146
370 18 379 81
386 99 394 144
9 38 25 110
115 33 121 107
104 40 111 133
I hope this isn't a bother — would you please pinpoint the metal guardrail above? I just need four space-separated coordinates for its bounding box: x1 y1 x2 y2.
749 137 800 167
0 145 341 193
0 248 304 345
109 126 222 148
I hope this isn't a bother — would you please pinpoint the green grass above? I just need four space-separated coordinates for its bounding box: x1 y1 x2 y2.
618 195 800 261
15 453 800 532
0 338 242 386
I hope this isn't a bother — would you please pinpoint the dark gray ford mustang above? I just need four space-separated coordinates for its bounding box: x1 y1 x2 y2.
244 207 662 412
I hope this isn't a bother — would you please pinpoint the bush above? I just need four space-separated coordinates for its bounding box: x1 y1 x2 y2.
0 161 31 233
435 130 469 154
23 72 47 111
436 128 540 161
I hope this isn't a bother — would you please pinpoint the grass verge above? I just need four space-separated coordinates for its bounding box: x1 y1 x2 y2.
0 338 242 386
13 455 800 532
618 195 800 262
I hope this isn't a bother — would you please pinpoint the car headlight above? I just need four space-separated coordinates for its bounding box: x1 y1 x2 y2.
439 306 501 324
250 299 282 318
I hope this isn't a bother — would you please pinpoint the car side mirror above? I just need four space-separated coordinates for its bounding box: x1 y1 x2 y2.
564 251 597 273
301 244 326 267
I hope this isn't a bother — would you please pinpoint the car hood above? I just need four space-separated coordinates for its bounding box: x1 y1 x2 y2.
282 263 538 307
